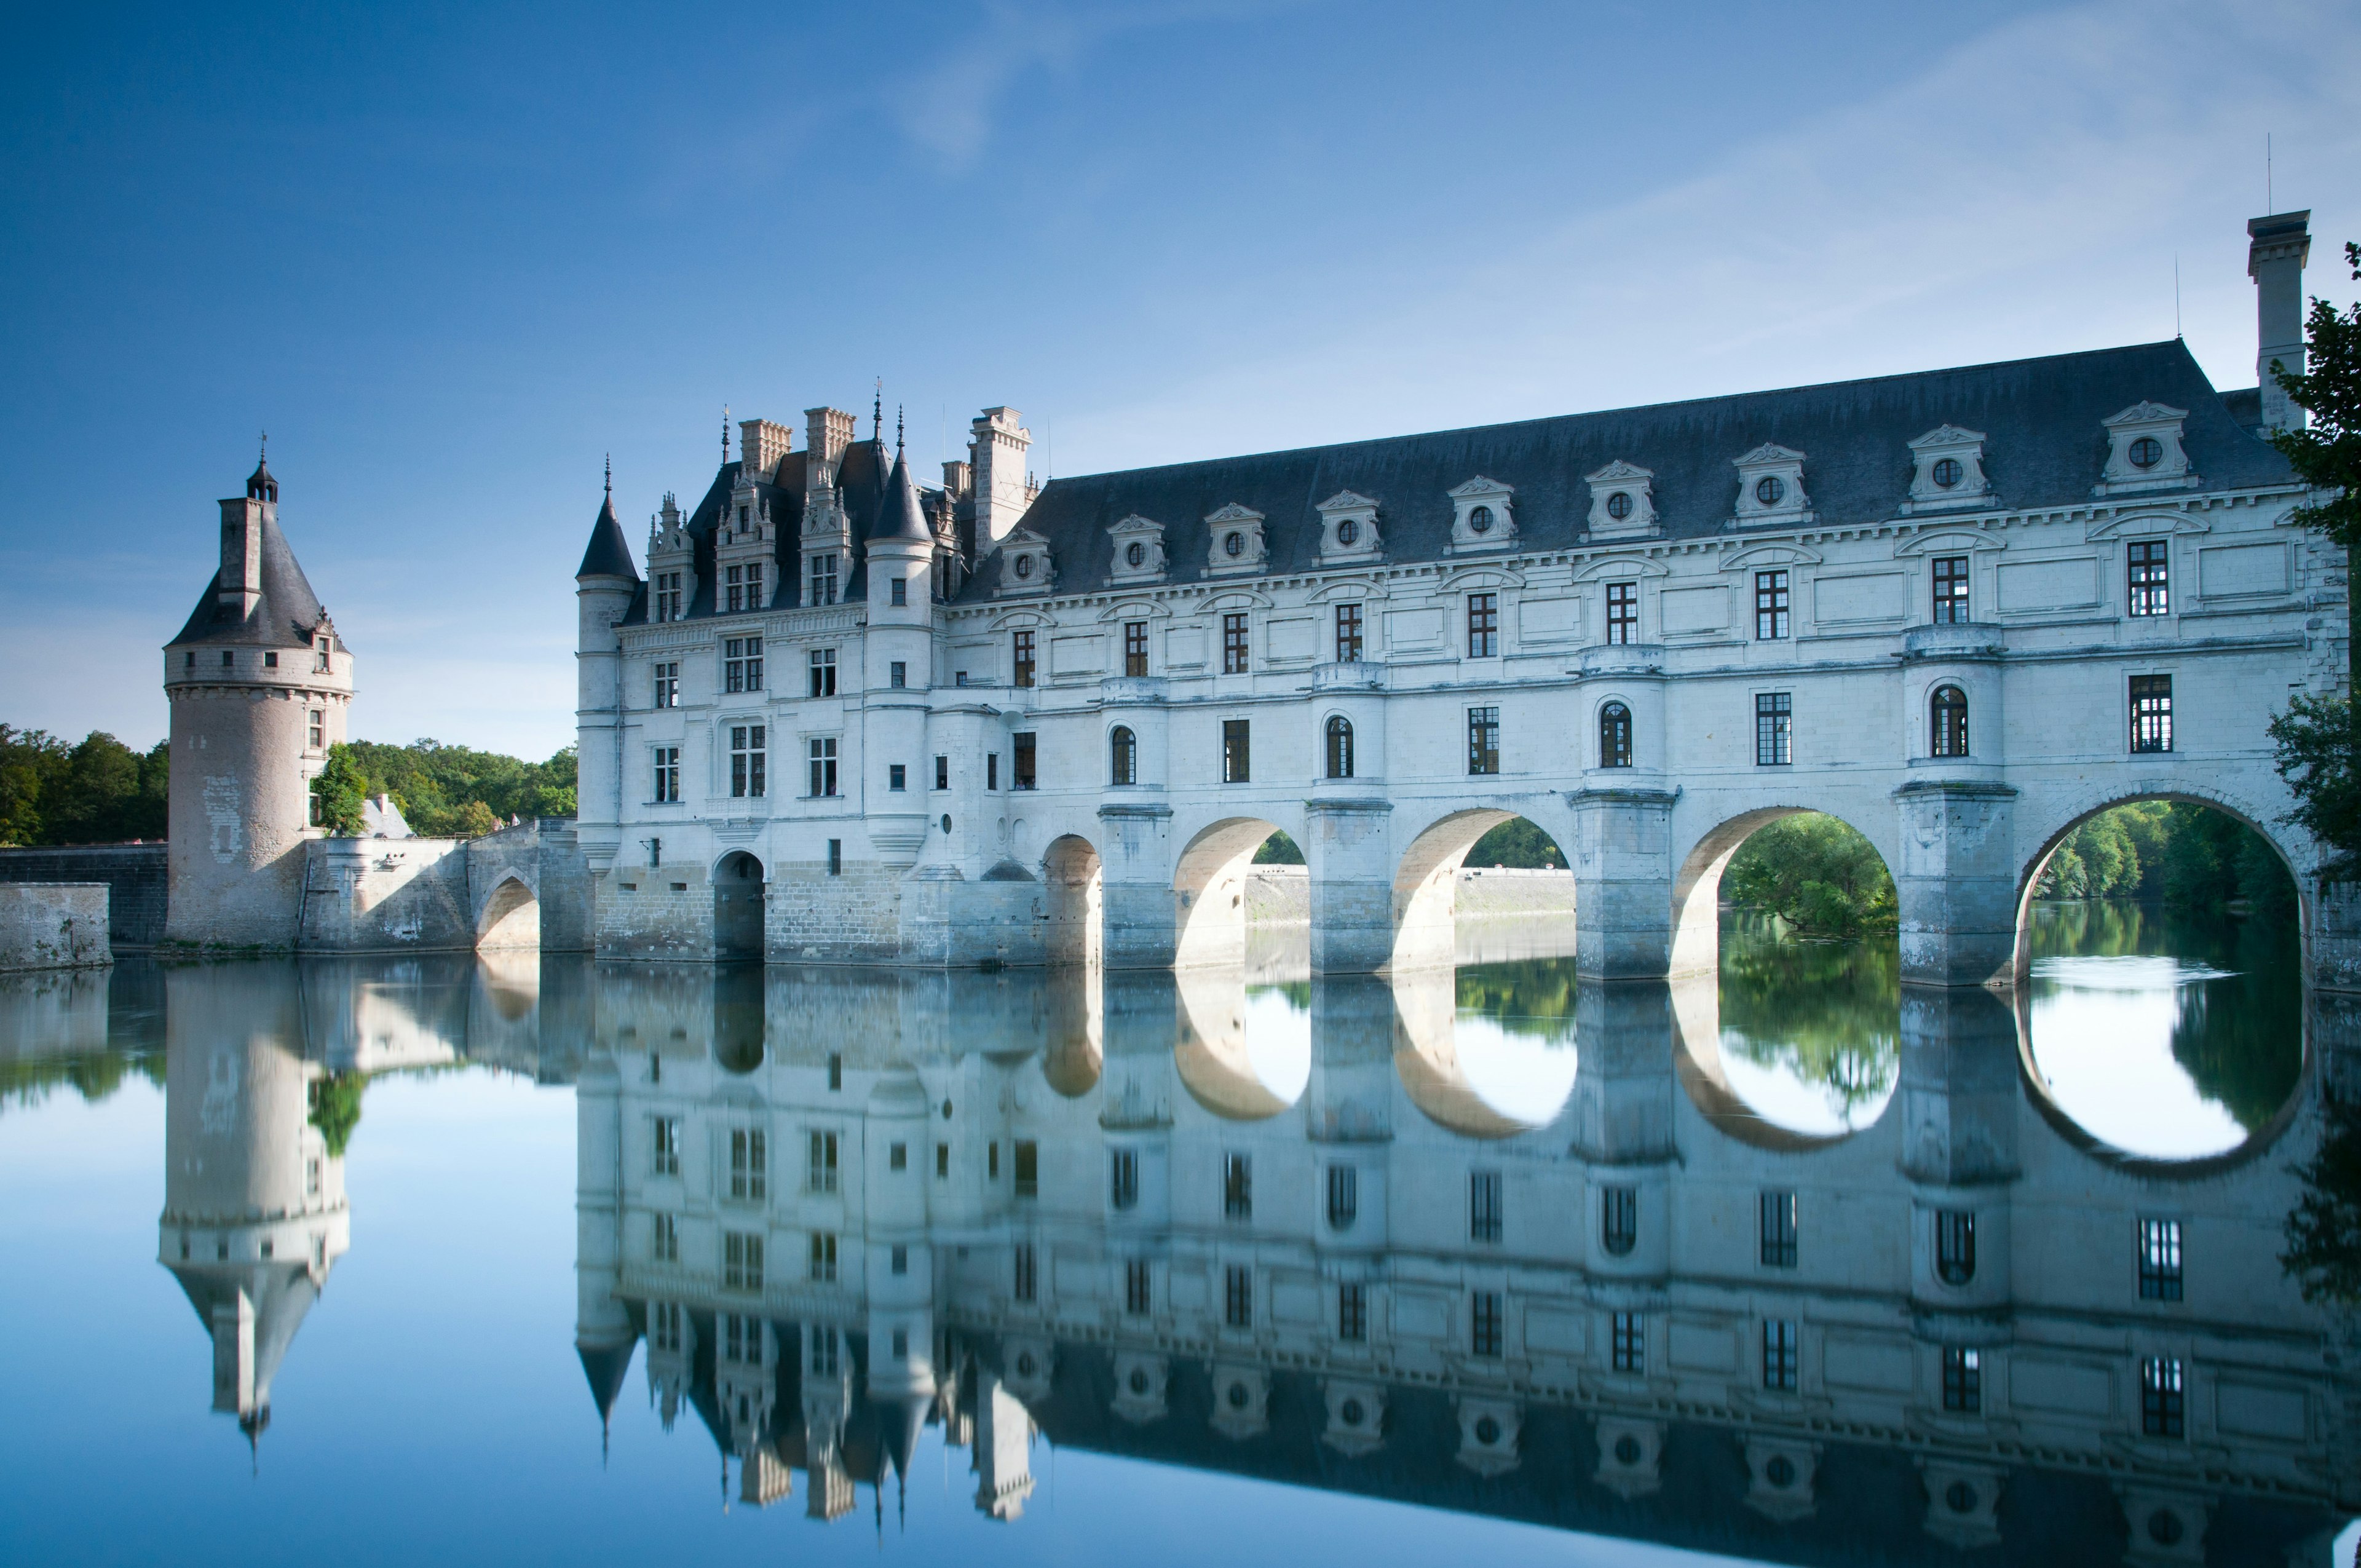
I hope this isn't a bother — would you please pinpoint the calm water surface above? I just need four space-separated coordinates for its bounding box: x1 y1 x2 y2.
1 907 2351 1567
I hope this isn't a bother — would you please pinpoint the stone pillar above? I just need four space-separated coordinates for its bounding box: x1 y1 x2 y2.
1570 788 1677 980
1898 986 2019 1320
2308 879 2361 994
1568 980 1675 1165
1097 803 1176 968
1305 799 1394 973
1894 782 2019 988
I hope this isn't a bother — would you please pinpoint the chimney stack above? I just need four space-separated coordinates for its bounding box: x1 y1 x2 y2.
805 407 857 491
2248 210 2312 432
968 407 1033 550
738 419 793 481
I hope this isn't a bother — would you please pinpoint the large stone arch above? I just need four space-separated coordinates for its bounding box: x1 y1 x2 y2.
1669 803 1904 979
475 871 540 951
1172 814 1291 970
1386 803 1576 973
712 849 766 960
1042 833 1104 967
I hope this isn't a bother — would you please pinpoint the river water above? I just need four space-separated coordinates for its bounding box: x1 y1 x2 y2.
1 903 2350 1567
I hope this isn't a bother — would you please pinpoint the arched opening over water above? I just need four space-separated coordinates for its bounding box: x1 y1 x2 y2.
477 873 539 951
1174 964 1310 1120
712 852 765 960
1391 959 1580 1139
2015 796 2305 1163
1671 810 1901 1142
1173 816 1290 971
1391 810 1574 973
1042 834 1103 968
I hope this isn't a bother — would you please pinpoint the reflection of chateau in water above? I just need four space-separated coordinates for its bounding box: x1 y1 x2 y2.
573 958 2358 1563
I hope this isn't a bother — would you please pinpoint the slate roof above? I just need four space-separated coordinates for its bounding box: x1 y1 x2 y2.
575 492 638 580
167 507 334 649
963 339 2296 602
868 452 935 544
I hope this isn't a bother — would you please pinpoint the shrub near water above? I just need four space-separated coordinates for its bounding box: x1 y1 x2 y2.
1722 814 1896 936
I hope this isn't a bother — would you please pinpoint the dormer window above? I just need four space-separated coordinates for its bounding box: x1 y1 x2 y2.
1447 478 1516 552
1127 542 1146 566
1606 493 1632 520
1931 458 1963 488
1224 531 1245 555
264 652 279 669
1107 515 1167 585
655 571 684 621
1755 477 1784 507
1337 520 1359 545
1203 504 1268 577
1468 505 1495 534
1014 553 1035 579
1731 445 1813 528
1904 426 1989 513
2097 403 2194 494
995 525 1056 596
314 637 331 672
1315 491 1382 563
1585 461 1657 538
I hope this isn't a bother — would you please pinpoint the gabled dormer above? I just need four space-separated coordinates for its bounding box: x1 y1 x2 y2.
1448 477 1516 552
1584 461 1658 539
1731 443 1814 529
1315 490 1383 564
1107 514 1167 586
715 468 776 615
2096 402 2197 496
1903 426 1991 513
994 525 1055 598
646 493 696 622
1204 502 1268 577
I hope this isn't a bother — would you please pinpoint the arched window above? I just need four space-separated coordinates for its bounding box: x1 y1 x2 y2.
1109 726 1136 786
1325 715 1355 780
1599 702 1634 769
1929 684 1969 758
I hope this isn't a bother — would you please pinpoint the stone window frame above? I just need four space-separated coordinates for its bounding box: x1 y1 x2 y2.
1447 476 1517 553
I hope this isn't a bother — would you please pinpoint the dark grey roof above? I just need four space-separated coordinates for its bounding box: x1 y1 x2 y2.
167 507 333 649
576 1338 635 1422
868 452 934 544
575 493 638 580
967 340 2298 601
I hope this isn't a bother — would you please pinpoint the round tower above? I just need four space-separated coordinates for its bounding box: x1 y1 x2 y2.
162 456 355 947
574 468 641 871
864 448 938 869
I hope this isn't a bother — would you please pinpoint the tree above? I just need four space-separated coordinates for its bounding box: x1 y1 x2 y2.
1722 813 1897 936
310 744 368 836
2283 1093 2361 1305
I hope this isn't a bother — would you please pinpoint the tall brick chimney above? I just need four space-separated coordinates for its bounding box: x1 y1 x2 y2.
2249 210 2311 432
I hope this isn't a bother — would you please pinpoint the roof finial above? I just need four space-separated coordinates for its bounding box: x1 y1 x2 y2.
895 404 904 460
604 453 612 497
258 429 267 464
722 405 730 464
874 378 883 441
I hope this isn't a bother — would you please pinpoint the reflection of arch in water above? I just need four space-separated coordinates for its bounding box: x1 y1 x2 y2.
713 851 766 960
1173 817 1287 970
1174 966 1308 1120
1390 968 1578 1139
1043 834 1103 968
1042 962 1103 1097
1672 807 1886 978
1391 809 1572 973
1669 973 1876 1152
477 873 539 951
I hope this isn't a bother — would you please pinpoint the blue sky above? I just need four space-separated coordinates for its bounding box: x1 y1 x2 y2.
3 0 2355 758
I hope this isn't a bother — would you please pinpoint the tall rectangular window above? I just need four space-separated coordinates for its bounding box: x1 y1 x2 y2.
307 710 325 750
2138 1218 2184 1301
1467 592 1499 657
808 554 837 606
1455 1293 1500 1364
889 576 906 606
1932 555 1970 624
654 571 684 622
2130 675 2173 754
1601 1184 1637 1256
827 839 840 876
729 1127 767 1201
729 726 767 798
1338 1281 1368 1342
808 737 838 797
724 1231 764 1293
1469 1170 1503 1243
936 1142 949 1179
1467 707 1500 776
888 660 906 689
1755 693 1792 767
987 754 999 790
1012 630 1037 688
1941 1347 1981 1412
1326 1165 1358 1231
1755 570 1791 639
652 661 678 708
1935 1209 1977 1285
724 636 762 693
652 1212 678 1262
1224 1265 1252 1328
1222 612 1250 675
1335 603 1364 662
808 1130 839 1193
1013 732 1037 791
1222 719 1251 783
653 746 681 803
808 1232 837 1282
1762 1320 1798 1391
1760 1190 1798 1269
935 755 949 790
1013 1243 1038 1303
888 763 906 791
1013 1139 1039 1199
1124 620 1149 676
808 647 836 697
2127 539 2170 616
2140 1356 2185 1436
1224 1152 1252 1220
314 636 331 673
651 1116 681 1176
1611 1311 1644 1372
725 563 746 613
1126 1259 1152 1316
746 562 762 608
1109 1148 1139 1211
1607 581 1639 644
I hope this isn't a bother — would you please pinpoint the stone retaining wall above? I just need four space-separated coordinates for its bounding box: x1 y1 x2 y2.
1244 865 1576 924
0 845 166 948
0 884 113 970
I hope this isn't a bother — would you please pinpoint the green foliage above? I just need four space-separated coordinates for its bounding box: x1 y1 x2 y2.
337 738 577 837
1722 814 1896 936
307 1071 365 1157
2268 240 2361 559
0 726 168 846
2035 801 2295 916
1465 817 1565 868
2269 695 2361 884
2284 1091 2361 1306
1717 912 1899 1120
310 744 368 836
0 1050 164 1114
1454 957 1578 1039
1252 830 1303 865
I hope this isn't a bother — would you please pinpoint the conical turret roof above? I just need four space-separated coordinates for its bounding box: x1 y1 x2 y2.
868 453 935 544
577 490 638 580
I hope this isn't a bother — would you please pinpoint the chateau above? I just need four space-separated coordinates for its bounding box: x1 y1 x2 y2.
569 209 2347 984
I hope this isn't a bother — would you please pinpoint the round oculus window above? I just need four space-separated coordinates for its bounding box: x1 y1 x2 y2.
2147 1510 2185 1546
1224 531 1244 557
1126 540 1145 568
1225 1382 1249 1409
1765 1455 1797 1489
1468 505 1494 534
2129 435 2164 469
1755 475 1786 507
1613 1435 1643 1466
1473 1416 1501 1446
1336 518 1359 546
1128 1368 1150 1396
939 814 952 834
1931 456 1963 488
1015 1353 1037 1378
1945 1481 1977 1515
1013 554 1033 579
1339 1398 1364 1427
1606 491 1633 520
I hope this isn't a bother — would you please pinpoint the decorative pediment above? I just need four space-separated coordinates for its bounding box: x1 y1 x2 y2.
2097 401 2196 495
1107 513 1167 586
1454 1397 1521 1478
1321 1380 1386 1458
1448 476 1516 552
1584 459 1658 539
1204 503 1268 577
994 524 1055 598
1893 528 2004 558
1208 1365 1270 1441
1315 490 1383 563
1903 424 1991 514
1731 444 1813 529
1722 540 1824 571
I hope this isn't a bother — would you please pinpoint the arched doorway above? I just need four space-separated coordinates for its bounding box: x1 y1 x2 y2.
714 852 765 960
1043 835 1102 967
477 874 539 951
1390 810 1574 972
